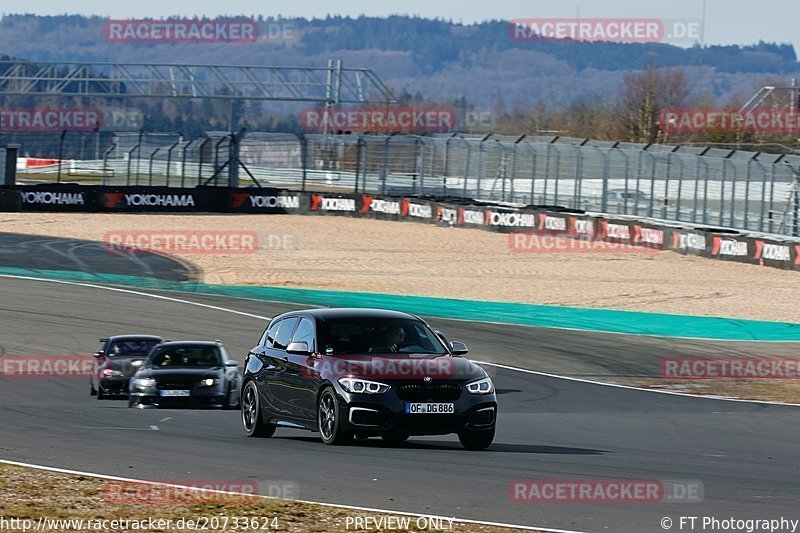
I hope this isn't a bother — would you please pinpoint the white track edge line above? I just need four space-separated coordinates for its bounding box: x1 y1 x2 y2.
475 361 800 407
0 459 581 533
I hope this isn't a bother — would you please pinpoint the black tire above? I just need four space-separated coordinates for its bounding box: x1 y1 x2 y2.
241 381 275 438
128 397 135 408
317 387 352 445
381 431 409 444
97 385 106 400
457 427 495 451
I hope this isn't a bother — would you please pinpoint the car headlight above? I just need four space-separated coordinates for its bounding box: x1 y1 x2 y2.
338 378 390 394
466 377 494 395
199 378 218 387
132 378 156 388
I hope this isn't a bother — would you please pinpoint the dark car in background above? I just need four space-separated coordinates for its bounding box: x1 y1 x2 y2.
128 340 240 409
241 308 497 450
90 335 163 399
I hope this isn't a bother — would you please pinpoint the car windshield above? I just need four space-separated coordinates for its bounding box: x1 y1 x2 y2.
147 345 222 367
107 339 160 357
318 318 448 355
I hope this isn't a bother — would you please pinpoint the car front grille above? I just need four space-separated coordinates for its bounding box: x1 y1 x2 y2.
395 383 462 402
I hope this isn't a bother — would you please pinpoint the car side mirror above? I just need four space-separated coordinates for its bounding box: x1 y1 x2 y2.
450 341 468 355
286 342 310 355
225 360 239 368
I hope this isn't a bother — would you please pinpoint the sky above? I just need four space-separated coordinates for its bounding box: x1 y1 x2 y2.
2 0 797 51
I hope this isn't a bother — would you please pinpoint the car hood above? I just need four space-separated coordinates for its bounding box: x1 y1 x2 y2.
317 353 486 382
108 356 149 376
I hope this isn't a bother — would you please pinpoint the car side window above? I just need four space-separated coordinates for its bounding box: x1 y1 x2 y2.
262 319 282 348
291 318 315 352
273 317 299 351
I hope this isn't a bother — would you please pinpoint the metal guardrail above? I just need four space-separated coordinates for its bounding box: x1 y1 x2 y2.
7 131 800 237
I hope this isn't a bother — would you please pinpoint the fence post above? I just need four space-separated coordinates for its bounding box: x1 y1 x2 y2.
228 128 245 188
57 130 66 183
793 169 800 237
574 141 586 210
354 134 360 192
718 152 731 226
462 141 471 199
414 136 423 196
696 148 711 225
148 148 160 187
381 134 393 195
724 155 737 227
529 145 537 205
180 139 193 188
617 145 629 214
298 133 308 192
165 134 182 188
476 135 490 200
102 143 116 186
742 154 756 230
552 145 562 206
126 144 137 187
135 130 144 184
600 147 611 213
543 140 555 205
197 139 210 186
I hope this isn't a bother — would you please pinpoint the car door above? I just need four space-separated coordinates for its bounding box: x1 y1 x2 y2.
282 317 319 421
249 319 283 414
265 316 300 417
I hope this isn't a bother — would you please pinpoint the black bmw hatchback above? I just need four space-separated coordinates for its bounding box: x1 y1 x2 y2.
240 308 497 450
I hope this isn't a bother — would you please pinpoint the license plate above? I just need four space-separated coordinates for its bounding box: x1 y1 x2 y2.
159 390 190 397
404 403 454 414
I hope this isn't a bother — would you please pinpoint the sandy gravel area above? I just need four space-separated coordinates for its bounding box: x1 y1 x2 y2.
1 213 798 323
0 463 524 532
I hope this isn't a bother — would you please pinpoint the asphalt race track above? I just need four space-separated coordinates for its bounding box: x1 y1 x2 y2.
1 275 800 532
0 233 200 282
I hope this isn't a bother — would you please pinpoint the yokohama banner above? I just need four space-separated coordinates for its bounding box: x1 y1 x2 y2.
3 185 800 272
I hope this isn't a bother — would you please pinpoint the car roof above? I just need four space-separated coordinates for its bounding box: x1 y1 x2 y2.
155 340 224 348
275 308 421 322
107 335 163 342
